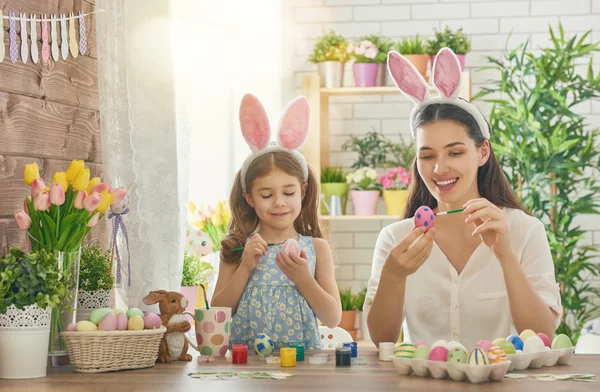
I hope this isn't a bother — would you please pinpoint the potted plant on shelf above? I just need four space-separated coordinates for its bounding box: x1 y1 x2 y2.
77 245 114 322
396 35 429 81
308 30 351 88
342 130 390 170
320 165 348 215
426 26 471 71
339 288 358 340
348 39 380 87
379 166 411 216
346 167 381 216
358 34 394 86
180 250 216 325
0 249 69 379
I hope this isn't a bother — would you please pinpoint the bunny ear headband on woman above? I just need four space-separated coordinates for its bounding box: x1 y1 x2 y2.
239 94 311 190
387 47 490 140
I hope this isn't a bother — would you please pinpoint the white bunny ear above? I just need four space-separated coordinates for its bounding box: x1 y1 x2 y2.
277 96 310 150
387 50 430 104
239 94 271 152
432 48 462 99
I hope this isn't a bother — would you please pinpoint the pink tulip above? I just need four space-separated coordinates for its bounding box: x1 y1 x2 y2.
50 183 65 206
14 210 31 230
33 190 51 211
83 192 102 212
87 212 100 228
23 196 31 214
91 182 111 194
31 178 46 199
110 186 128 206
74 191 87 209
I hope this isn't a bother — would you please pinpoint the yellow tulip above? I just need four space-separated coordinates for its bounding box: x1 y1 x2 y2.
222 208 231 225
52 172 69 192
192 220 206 231
187 201 197 214
87 177 101 194
24 162 40 186
96 190 114 213
211 211 222 226
66 160 85 182
72 169 90 192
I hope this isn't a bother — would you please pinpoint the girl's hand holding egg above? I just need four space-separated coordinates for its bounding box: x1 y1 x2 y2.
276 244 312 286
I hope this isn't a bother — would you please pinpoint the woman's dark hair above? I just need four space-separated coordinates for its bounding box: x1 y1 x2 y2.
402 103 528 219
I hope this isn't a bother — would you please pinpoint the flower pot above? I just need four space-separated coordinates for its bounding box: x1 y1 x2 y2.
383 190 409 216
0 304 52 379
376 63 387 86
320 182 349 215
353 63 379 87
339 309 356 331
431 53 465 71
403 54 430 81
350 190 380 216
317 61 345 88
76 289 112 322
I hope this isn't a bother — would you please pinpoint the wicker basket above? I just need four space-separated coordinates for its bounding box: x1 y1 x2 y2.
59 327 166 373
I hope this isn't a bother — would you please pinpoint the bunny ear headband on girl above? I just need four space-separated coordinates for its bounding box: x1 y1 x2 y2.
387 47 490 140
239 94 311 190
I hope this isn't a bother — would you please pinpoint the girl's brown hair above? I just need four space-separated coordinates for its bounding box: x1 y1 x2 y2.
402 102 529 219
221 151 323 264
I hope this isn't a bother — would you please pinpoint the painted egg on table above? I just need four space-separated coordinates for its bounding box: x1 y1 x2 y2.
446 347 468 364
76 320 98 332
281 238 301 258
507 335 524 351
144 312 162 329
253 333 275 359
523 335 545 353
428 346 449 362
90 308 113 325
394 342 415 358
537 333 551 348
116 312 128 330
476 339 493 352
414 206 435 230
492 338 516 355
447 341 467 352
467 347 488 365
551 334 572 349
519 329 536 343
487 345 507 364
413 345 431 360
98 311 117 331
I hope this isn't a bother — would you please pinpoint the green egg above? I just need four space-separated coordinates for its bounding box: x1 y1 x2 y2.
493 338 516 355
90 308 113 325
126 308 144 319
395 342 416 358
446 347 468 364
551 334 572 349
413 345 431 360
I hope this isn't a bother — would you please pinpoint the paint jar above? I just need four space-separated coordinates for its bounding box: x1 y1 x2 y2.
280 347 297 367
343 342 357 358
291 343 305 361
379 342 395 361
232 344 248 364
335 347 351 367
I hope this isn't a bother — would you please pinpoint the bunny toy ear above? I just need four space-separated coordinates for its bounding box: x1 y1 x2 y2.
277 96 310 150
387 50 430 104
239 94 271 152
143 290 167 305
432 48 462 100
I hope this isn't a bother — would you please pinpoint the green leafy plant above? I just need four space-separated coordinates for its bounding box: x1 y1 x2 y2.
321 165 346 183
426 26 471 55
386 137 416 169
396 35 428 55
354 288 367 312
342 130 390 169
79 245 114 291
475 23 600 343
340 287 357 311
359 34 394 63
308 30 350 63
0 248 69 314
181 250 216 287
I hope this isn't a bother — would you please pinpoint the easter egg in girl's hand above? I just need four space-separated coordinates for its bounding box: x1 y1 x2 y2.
414 206 435 230
281 238 301 258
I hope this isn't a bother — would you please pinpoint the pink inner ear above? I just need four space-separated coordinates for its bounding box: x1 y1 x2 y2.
278 97 310 150
239 94 270 151
433 49 461 99
388 52 427 103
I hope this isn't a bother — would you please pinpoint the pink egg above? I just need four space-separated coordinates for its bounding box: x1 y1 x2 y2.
429 346 449 362
414 206 435 230
66 322 77 331
282 238 301 258
537 333 551 348
144 312 162 329
476 339 494 352
98 311 117 331
116 312 128 330
415 340 430 348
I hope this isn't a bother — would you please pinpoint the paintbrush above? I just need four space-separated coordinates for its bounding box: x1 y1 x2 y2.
434 207 466 216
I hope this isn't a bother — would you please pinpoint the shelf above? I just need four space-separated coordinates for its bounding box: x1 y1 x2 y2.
320 215 401 221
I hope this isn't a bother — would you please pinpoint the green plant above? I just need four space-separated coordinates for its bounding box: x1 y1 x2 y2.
0 249 69 313
321 165 346 183
340 287 357 311
79 245 114 291
308 30 350 63
475 23 600 343
181 250 216 287
342 130 390 169
359 34 394 63
386 137 416 169
354 288 367 311
426 26 471 55
396 35 428 55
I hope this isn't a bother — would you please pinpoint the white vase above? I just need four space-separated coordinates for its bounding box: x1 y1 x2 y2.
0 304 52 379
201 251 221 305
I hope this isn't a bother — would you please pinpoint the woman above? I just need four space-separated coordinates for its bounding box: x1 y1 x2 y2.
365 48 561 349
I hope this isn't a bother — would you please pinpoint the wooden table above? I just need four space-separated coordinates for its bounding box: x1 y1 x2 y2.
2 350 598 391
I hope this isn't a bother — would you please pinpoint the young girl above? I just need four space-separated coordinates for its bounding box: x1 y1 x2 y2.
211 94 341 349
365 48 561 350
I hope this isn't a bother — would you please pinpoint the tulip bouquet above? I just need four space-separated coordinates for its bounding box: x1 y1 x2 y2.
187 200 231 251
378 166 411 190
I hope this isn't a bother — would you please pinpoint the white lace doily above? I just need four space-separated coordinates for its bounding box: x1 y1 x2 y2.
0 304 52 331
77 289 112 309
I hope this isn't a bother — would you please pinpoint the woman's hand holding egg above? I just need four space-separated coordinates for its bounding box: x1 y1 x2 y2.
383 226 436 281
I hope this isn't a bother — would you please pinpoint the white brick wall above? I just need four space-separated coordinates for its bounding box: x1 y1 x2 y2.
283 0 600 295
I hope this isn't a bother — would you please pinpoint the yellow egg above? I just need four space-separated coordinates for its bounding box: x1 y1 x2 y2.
127 315 144 330
76 320 98 332
113 308 125 315
519 329 536 343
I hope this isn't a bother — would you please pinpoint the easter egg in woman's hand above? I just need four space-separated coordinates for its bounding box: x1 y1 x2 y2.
414 206 435 230
282 238 301 258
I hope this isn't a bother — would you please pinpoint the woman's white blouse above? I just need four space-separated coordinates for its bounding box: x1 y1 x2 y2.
363 208 562 349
